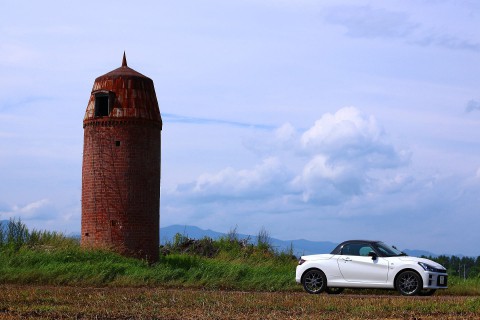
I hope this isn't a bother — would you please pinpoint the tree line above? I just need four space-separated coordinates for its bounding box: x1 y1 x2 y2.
428 255 480 279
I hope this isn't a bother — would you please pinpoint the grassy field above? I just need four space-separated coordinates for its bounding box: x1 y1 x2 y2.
1 220 480 318
1 242 480 295
0 285 479 319
0 247 297 291
0 221 297 291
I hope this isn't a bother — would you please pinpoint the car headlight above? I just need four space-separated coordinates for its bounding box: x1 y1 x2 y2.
298 259 306 265
418 262 441 272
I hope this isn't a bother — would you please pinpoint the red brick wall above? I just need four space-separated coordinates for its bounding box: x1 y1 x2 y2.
81 119 160 262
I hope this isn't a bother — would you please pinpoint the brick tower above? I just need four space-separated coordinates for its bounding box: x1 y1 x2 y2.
81 53 162 262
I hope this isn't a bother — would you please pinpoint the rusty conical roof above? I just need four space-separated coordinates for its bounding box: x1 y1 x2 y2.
83 53 162 125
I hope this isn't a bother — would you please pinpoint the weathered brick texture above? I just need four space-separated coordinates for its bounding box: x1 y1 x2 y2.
81 55 162 263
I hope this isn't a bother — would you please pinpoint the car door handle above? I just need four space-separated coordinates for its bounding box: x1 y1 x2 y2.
342 257 352 262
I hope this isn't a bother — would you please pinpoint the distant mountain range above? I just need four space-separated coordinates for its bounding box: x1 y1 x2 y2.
0 220 440 257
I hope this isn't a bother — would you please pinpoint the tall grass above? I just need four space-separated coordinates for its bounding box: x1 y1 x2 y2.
0 218 77 251
0 219 479 295
0 219 297 290
0 244 297 290
445 276 480 296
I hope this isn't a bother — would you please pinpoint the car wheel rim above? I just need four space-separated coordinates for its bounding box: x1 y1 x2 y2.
399 272 419 295
305 272 324 293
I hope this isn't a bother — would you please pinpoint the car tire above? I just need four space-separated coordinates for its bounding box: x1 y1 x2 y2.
325 287 344 294
419 289 436 296
302 269 327 294
396 270 423 296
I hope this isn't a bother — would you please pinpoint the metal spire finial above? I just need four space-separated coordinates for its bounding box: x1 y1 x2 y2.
122 51 127 67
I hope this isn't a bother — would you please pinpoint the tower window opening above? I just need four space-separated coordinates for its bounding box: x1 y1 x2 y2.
115 140 121 147
94 93 110 117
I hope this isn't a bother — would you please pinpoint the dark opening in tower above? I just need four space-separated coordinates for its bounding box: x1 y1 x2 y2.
95 93 110 117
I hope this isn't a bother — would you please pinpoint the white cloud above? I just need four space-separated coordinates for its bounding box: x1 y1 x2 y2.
0 198 80 234
166 107 409 208
293 154 362 204
376 173 414 194
301 107 382 152
299 107 408 169
176 157 291 201
0 199 52 220
274 123 297 143
303 155 343 180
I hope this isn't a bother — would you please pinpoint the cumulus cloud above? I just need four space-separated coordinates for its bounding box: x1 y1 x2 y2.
302 108 409 170
376 173 415 194
294 107 409 203
241 122 299 157
173 157 292 202
293 155 364 204
301 107 381 153
159 106 480 254
0 199 56 220
274 123 297 144
166 107 410 209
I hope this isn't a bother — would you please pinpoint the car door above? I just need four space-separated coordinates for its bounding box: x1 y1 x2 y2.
337 243 389 283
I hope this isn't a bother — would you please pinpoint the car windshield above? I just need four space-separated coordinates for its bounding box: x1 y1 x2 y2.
375 242 407 257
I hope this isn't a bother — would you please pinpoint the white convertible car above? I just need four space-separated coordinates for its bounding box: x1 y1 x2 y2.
296 240 448 296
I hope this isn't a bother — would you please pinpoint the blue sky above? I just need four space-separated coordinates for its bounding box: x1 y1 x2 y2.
1 0 480 255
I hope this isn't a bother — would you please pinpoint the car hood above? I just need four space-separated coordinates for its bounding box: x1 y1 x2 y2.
301 254 334 261
397 256 446 269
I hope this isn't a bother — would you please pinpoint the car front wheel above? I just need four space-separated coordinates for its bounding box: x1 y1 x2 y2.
396 270 422 296
302 269 327 294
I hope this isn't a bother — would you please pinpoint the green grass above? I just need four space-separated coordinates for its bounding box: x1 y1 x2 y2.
0 219 297 290
1 240 479 295
444 276 480 296
1 219 479 295
0 245 297 290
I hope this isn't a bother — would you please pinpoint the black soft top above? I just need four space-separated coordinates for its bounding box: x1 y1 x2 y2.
330 240 381 255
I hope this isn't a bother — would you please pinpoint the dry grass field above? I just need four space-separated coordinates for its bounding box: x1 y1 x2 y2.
0 285 479 319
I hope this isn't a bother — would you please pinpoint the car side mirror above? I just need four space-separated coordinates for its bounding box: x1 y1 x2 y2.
368 251 378 260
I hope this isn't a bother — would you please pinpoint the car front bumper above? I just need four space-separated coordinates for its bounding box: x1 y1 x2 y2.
422 272 448 289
